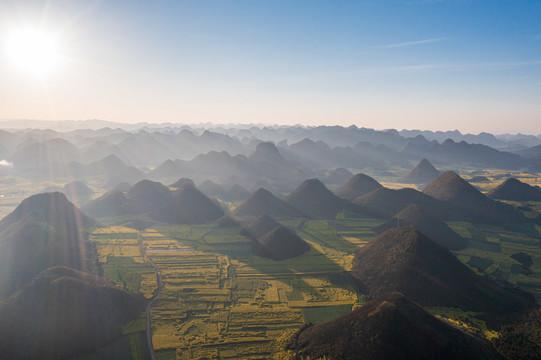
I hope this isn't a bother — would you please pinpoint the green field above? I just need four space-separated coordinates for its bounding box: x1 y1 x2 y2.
86 207 541 359
88 215 382 359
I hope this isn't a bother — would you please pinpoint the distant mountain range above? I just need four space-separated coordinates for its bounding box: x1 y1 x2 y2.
2 124 541 193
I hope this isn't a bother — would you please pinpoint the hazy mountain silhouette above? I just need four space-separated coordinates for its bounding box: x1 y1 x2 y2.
116 130 174 166
1 125 540 181
154 183 224 224
287 292 503 360
9 138 81 169
198 179 227 198
127 179 172 215
335 173 383 200
353 187 470 221
323 168 354 185
0 266 144 359
195 151 242 174
248 142 310 183
513 144 541 160
487 178 541 201
249 141 285 163
61 181 94 205
0 192 96 298
235 188 305 218
148 159 186 179
428 139 524 169
170 177 195 189
224 183 251 201
284 138 338 169
285 178 356 219
399 135 434 158
83 154 144 183
82 190 136 218
351 228 535 314
375 204 468 250
80 139 131 165
399 158 441 184
423 171 527 224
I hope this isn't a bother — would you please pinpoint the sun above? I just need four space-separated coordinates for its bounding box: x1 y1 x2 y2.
3 26 63 77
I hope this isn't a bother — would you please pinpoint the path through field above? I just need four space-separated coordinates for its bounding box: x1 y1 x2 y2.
139 231 164 360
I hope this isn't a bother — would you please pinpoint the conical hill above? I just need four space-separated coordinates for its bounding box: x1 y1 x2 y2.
423 171 527 224
351 227 535 314
324 168 354 185
235 188 305 218
127 179 172 214
287 292 504 360
399 158 441 184
285 178 355 219
335 173 383 200
375 204 468 250
198 179 226 197
0 266 144 359
487 178 541 201
0 192 96 297
243 214 310 260
353 187 469 221
170 177 195 189
154 183 224 224
252 223 309 260
82 190 136 218
244 213 281 239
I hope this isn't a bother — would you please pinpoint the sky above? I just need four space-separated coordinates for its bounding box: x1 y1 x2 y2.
0 0 540 134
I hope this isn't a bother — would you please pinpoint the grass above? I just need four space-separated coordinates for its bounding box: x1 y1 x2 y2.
429 307 498 340
122 314 147 335
302 304 354 324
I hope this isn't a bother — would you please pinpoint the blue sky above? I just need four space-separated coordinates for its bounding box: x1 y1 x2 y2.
0 0 540 133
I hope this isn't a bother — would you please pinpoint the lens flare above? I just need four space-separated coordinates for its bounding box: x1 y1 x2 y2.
3 26 63 77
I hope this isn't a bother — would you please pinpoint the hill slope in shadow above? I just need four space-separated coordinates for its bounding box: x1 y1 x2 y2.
351 227 535 315
288 292 503 360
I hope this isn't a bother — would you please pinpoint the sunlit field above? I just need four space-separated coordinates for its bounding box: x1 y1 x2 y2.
89 201 541 359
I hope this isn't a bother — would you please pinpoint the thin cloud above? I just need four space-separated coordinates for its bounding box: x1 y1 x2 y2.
377 37 448 49
349 60 541 76
0 160 13 168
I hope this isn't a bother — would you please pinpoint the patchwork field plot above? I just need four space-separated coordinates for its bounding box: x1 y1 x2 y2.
449 221 541 298
90 217 379 359
90 209 541 359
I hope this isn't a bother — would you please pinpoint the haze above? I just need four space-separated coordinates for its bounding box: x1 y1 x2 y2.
0 1 540 134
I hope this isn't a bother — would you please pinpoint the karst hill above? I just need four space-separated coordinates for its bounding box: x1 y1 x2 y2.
288 292 503 360
0 192 96 297
399 158 441 184
423 171 527 224
351 227 536 315
335 172 383 200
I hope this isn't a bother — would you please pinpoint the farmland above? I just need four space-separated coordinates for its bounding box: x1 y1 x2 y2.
90 216 383 359
88 195 541 359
